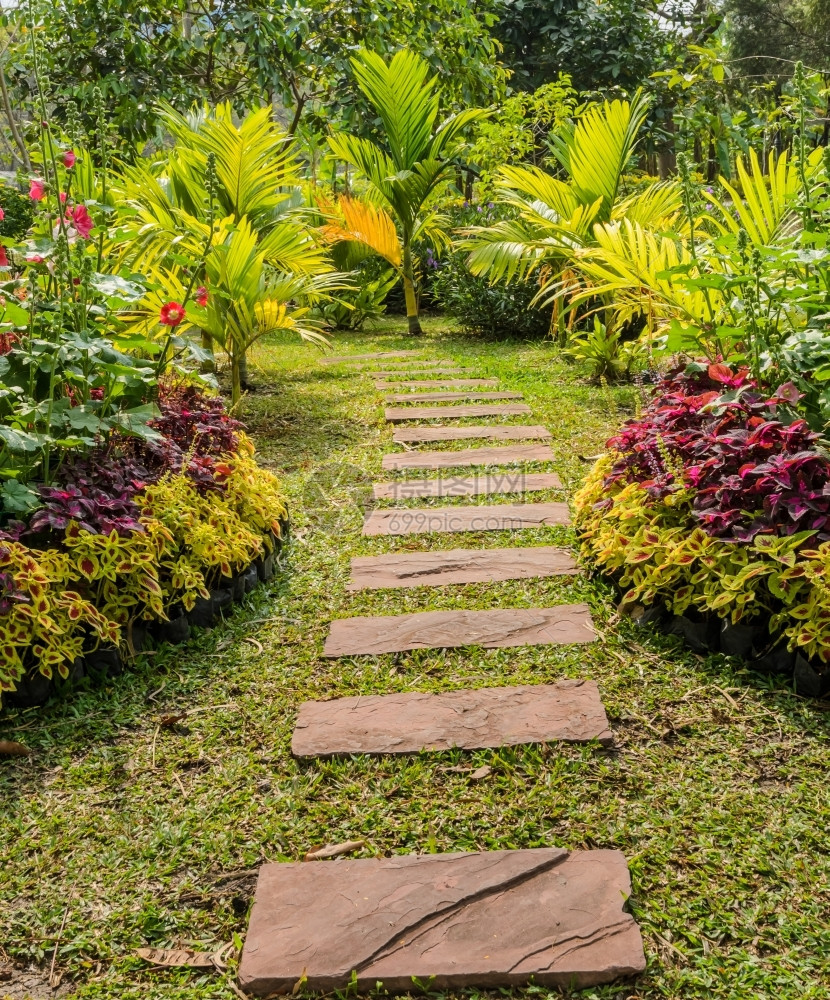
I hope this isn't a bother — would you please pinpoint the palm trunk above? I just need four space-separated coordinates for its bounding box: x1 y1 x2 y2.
231 346 242 406
238 350 249 390
402 242 422 336
200 329 215 373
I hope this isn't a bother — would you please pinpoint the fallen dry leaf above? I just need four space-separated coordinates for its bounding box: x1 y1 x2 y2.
159 713 188 729
134 945 230 969
470 765 492 781
303 839 366 862
0 740 30 756
243 638 264 655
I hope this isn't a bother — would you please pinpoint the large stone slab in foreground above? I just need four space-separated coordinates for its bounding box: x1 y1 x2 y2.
394 424 552 444
375 378 497 390
386 404 532 422
319 350 425 365
238 848 645 994
387 390 523 403
373 471 564 499
382 443 554 470
348 546 579 590
325 604 595 654
363 502 570 536
292 680 610 756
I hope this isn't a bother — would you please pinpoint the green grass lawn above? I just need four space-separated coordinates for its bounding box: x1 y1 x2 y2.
2 316 830 1000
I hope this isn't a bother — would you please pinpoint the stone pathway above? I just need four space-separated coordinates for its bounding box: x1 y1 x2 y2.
348 545 579 590
239 849 645 994
239 348 645 994
324 604 596 655
393 424 552 443
385 389 523 402
382 443 554 470
292 681 611 756
362 501 571 536
375 378 497 390
372 471 563 499
385 403 532 421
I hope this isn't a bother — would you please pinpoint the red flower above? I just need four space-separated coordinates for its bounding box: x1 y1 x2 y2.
63 150 76 169
29 179 45 201
195 285 209 307
67 203 93 239
0 245 7 268
159 301 186 327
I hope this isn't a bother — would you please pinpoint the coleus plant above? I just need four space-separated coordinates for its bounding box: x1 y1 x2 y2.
601 362 830 543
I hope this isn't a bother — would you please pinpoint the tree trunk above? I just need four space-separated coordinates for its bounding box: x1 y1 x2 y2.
402 242 422 336
238 350 250 391
231 346 242 406
200 329 215 374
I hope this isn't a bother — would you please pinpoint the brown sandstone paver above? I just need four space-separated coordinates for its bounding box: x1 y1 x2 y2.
386 404 532 421
386 390 523 403
362 502 570 536
238 848 646 994
324 603 594 654
372 472 563 499
381 444 554 470
292 680 610 756
372 367 468 379
375 378 498 390
319 350 425 365
393 424 552 443
348 546 578 591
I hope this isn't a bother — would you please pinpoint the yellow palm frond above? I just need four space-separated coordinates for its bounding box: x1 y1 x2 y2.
319 196 402 268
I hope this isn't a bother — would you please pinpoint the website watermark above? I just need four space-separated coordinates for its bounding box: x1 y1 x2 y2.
382 471 536 500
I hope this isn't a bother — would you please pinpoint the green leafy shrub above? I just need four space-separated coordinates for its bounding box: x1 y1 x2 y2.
0 184 34 241
431 202 551 337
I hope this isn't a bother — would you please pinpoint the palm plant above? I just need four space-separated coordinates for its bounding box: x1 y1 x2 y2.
463 94 683 341
112 102 336 396
327 49 488 335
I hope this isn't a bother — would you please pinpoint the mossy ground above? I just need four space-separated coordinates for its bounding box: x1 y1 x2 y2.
2 317 829 1000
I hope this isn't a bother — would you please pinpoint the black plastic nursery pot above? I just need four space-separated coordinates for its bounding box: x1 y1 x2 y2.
621 581 825 697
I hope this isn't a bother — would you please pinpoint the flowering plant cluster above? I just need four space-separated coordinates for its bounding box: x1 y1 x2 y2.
575 362 830 671
600 364 830 543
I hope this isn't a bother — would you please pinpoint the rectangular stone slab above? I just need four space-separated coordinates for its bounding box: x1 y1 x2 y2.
363 502 571 536
393 424 552 444
319 350 425 365
325 603 595 654
238 847 646 994
372 368 468 379
361 360 457 371
373 472 564 499
348 546 579 591
386 390 523 403
292 680 611 757
375 378 497 390
382 444 554 470
386 404 532 422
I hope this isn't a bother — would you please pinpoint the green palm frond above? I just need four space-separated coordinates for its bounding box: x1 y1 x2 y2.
157 101 305 230
704 147 824 246
350 49 440 170
550 91 651 220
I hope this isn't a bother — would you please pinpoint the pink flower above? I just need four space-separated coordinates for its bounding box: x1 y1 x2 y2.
66 204 93 240
0 206 4 221
63 150 76 169
0 245 8 268
195 286 209 306
29 179 45 201
59 192 68 205
26 254 45 264
159 302 186 327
